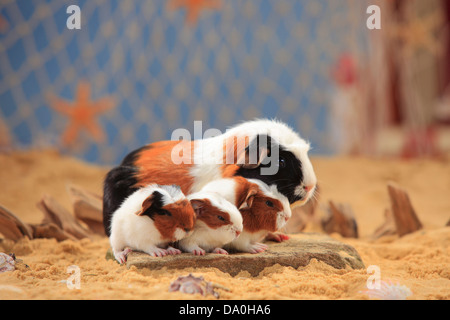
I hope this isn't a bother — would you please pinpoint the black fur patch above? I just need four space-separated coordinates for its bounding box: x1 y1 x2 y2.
103 146 151 236
234 135 304 204
120 145 150 167
139 190 168 220
102 165 139 236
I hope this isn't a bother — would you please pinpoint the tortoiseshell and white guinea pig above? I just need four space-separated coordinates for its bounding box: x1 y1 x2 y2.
103 119 317 236
109 184 195 264
177 191 243 255
199 176 291 254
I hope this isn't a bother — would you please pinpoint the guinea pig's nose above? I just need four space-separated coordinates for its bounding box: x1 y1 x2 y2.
184 228 191 232
303 185 314 192
235 230 241 237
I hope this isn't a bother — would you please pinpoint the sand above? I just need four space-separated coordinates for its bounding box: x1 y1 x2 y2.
0 149 449 300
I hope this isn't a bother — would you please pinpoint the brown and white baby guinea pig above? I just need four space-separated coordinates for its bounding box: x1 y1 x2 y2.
198 176 291 254
177 191 243 255
109 184 195 263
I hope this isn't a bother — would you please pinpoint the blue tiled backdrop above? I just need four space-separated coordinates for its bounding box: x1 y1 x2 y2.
0 0 368 164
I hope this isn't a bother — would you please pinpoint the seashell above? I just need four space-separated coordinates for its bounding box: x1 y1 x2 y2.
360 279 412 300
0 253 15 273
169 273 220 298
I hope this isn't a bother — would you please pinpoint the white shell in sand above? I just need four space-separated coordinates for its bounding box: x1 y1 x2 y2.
0 253 15 273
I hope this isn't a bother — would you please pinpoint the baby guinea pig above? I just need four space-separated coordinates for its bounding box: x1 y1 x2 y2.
177 191 243 255
109 184 195 263
199 176 291 254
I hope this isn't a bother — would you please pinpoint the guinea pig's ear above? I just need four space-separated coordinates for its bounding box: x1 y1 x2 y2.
136 190 164 217
190 199 205 217
238 185 258 210
236 134 271 169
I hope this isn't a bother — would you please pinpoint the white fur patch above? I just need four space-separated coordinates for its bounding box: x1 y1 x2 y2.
109 184 189 260
195 178 238 207
180 190 243 253
173 228 187 241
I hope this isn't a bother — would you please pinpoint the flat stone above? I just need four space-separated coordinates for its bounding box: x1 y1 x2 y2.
126 233 365 277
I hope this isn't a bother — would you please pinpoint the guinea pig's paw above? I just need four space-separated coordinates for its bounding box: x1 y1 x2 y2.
212 248 229 255
248 242 268 254
146 247 168 257
166 246 182 255
265 232 290 243
114 248 132 264
192 247 206 256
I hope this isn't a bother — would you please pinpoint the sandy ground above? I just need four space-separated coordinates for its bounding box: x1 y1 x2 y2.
0 149 449 300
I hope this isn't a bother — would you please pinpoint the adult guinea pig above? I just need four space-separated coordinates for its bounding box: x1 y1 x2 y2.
177 191 243 255
103 119 317 236
109 184 195 263
200 176 291 254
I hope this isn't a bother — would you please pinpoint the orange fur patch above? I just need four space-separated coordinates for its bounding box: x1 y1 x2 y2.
232 178 284 233
153 199 195 241
193 199 232 229
222 135 249 165
219 135 249 178
221 164 239 178
232 176 259 209
134 140 195 194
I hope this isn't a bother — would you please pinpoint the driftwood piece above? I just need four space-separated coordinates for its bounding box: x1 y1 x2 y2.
37 194 92 240
0 205 76 242
387 183 422 236
283 185 320 234
1 193 98 242
30 223 77 242
67 184 105 236
321 201 358 238
371 209 397 239
0 205 34 241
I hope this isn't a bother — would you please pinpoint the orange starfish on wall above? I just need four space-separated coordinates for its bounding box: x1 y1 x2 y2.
388 8 446 58
0 14 9 33
49 81 115 146
167 0 222 26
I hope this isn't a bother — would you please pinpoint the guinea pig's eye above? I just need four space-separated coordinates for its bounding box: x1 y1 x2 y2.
217 215 225 221
265 200 274 208
278 157 286 168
